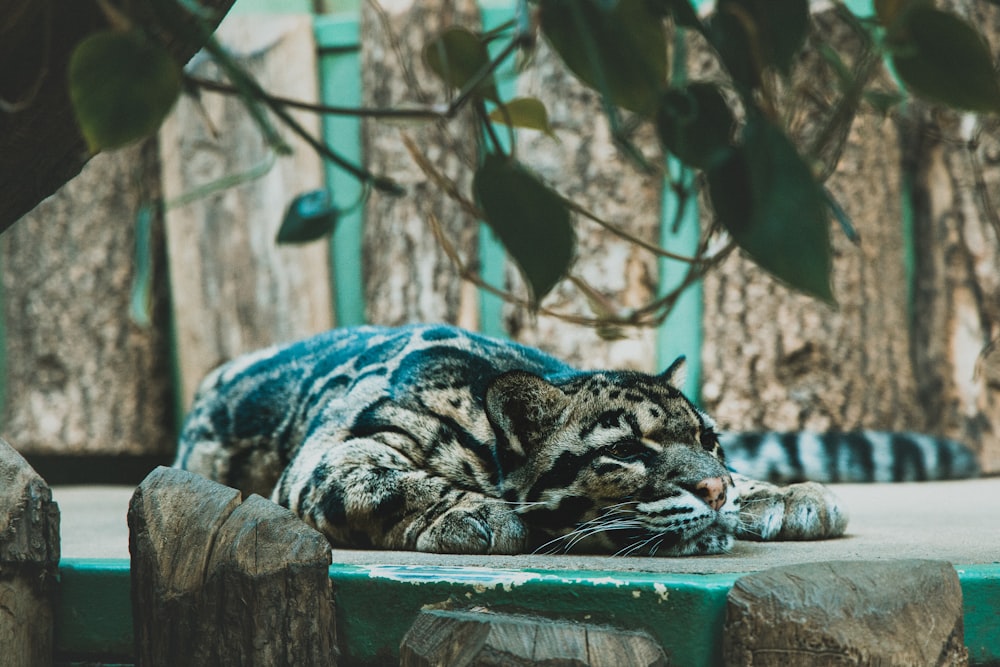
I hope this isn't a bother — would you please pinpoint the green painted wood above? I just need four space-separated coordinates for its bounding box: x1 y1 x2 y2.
52 558 1000 665
957 564 1000 666
657 28 703 399
478 3 518 339
55 559 133 661
316 14 367 327
329 563 738 666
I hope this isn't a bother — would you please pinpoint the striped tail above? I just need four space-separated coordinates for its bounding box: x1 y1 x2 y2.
719 431 979 483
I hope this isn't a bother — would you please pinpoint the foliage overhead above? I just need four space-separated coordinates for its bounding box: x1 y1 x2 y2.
66 0 1000 326
69 30 182 152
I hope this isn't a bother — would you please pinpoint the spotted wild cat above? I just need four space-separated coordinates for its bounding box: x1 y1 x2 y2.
174 324 977 556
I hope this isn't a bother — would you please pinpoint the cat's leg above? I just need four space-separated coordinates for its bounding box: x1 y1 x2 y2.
273 435 527 554
732 474 849 541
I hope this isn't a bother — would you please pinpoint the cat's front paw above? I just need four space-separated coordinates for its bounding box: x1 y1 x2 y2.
735 477 848 542
416 500 527 554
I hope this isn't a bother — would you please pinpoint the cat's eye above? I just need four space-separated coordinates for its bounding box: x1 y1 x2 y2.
604 440 646 462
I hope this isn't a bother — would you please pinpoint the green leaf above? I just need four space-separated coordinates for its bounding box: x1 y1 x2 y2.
656 82 735 169
488 97 556 137
539 0 667 116
712 0 808 84
424 26 499 103
68 30 182 152
890 6 1000 113
474 153 575 304
276 190 338 244
707 117 834 303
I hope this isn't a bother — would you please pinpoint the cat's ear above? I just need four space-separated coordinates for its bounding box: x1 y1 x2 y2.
658 354 687 388
485 371 569 458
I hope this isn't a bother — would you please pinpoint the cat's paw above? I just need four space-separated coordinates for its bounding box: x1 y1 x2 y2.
735 476 848 541
417 500 527 554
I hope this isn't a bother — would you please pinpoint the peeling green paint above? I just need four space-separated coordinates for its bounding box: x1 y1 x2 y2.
330 563 738 665
53 558 1000 665
957 564 1000 665
56 559 133 662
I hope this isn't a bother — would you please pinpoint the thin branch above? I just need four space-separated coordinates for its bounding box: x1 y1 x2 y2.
187 75 449 120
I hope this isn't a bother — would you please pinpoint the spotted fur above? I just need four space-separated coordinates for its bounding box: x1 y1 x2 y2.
174 325 965 556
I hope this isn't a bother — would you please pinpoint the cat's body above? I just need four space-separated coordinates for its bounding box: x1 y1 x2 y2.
175 324 974 556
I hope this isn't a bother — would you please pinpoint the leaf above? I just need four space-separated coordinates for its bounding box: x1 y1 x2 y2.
276 190 338 244
539 0 667 116
712 0 809 83
488 97 556 137
656 82 735 169
474 153 575 304
424 26 499 103
707 117 834 303
890 6 1000 113
68 30 182 152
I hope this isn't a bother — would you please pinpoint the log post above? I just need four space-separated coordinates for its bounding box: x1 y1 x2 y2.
723 560 967 666
360 0 483 327
160 14 334 410
129 467 337 666
0 438 60 667
400 608 666 667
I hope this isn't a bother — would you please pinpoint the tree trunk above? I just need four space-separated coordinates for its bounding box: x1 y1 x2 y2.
503 40 662 372
907 0 1000 473
724 560 967 666
699 11 922 434
1 142 175 456
160 15 334 410
129 467 336 666
360 0 482 327
0 438 60 667
0 0 237 233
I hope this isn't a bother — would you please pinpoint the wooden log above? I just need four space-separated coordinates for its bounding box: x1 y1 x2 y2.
699 10 923 435
0 437 60 667
400 608 666 667
906 0 1000 473
160 14 334 409
722 560 967 667
128 467 336 666
1 141 174 457
360 0 482 328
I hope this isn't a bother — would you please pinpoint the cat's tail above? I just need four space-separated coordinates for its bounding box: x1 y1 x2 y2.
719 431 979 483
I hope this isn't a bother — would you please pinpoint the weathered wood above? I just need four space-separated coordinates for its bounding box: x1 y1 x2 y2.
504 40 661 371
0 438 60 667
723 560 967 667
129 466 336 666
699 11 922 434
161 14 334 409
0 0 237 233
400 608 666 667
907 1 1000 473
1 141 174 456
360 0 482 327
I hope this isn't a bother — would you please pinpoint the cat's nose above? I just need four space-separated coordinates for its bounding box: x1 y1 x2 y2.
695 476 728 511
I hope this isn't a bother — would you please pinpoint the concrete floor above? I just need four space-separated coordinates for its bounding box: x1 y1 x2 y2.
53 477 1000 573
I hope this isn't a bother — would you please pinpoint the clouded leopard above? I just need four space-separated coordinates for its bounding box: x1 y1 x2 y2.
175 324 977 556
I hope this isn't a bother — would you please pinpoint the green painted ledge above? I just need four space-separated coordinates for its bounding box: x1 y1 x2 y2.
57 558 1000 666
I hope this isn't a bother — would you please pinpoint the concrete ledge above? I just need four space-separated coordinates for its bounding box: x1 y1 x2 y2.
52 479 1000 665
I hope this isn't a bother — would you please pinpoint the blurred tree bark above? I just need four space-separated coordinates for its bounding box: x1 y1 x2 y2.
1 142 175 456
360 0 482 327
907 0 1000 472
699 11 923 433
